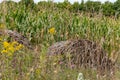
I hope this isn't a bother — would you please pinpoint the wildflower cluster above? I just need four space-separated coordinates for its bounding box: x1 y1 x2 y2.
48 27 56 35
1 41 23 56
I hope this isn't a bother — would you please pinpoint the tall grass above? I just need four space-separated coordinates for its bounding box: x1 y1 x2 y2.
0 1 120 80
5 8 120 54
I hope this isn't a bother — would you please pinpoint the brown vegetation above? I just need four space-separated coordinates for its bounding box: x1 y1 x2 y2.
48 39 116 77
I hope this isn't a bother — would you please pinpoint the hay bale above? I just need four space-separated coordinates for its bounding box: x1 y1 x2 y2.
48 39 115 76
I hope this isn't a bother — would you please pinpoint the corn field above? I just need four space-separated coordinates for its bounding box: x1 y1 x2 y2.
0 1 120 80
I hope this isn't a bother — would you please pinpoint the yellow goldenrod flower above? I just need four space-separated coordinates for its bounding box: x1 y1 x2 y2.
49 27 56 34
11 41 18 46
8 46 15 53
3 41 9 48
15 44 23 50
1 40 24 56
1 50 8 53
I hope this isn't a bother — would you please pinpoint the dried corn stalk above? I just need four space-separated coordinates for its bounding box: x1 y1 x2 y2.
48 39 116 76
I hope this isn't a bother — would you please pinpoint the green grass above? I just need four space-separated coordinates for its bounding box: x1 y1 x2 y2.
0 2 120 80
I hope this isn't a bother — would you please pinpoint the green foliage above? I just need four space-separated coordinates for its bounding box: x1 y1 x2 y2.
102 1 115 16
57 0 71 10
1 0 120 16
19 0 35 9
71 2 80 12
0 0 120 79
113 0 120 18
114 0 120 11
84 1 100 12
